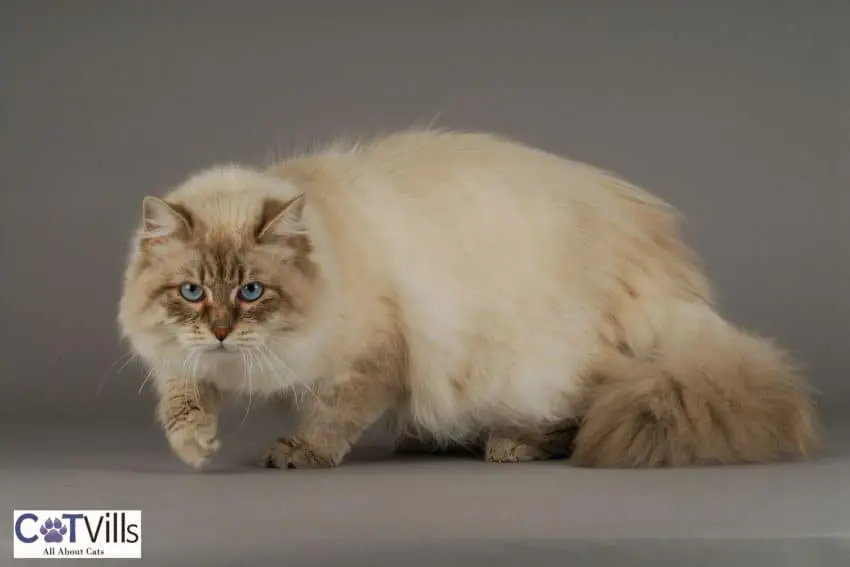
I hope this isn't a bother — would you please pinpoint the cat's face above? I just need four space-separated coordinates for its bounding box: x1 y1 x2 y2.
118 178 319 371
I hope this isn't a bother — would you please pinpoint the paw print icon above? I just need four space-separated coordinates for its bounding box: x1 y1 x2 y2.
39 518 67 543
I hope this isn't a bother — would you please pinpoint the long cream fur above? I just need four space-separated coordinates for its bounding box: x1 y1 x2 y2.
118 129 818 469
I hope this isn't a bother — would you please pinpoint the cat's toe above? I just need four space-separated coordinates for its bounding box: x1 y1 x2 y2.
167 426 219 469
263 437 340 469
195 431 221 452
262 447 285 469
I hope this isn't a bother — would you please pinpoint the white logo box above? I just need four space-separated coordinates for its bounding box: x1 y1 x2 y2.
13 510 142 560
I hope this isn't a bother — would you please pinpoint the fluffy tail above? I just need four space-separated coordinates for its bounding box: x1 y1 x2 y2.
571 308 820 468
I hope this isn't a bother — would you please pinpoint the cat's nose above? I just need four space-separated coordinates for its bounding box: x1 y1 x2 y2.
212 326 231 341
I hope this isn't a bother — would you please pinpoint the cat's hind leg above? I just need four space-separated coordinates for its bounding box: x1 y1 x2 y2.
483 420 581 463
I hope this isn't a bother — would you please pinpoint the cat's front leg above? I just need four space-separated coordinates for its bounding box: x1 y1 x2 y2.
156 378 221 469
263 345 404 469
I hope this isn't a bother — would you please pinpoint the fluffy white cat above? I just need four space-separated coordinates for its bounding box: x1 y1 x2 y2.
117 129 818 469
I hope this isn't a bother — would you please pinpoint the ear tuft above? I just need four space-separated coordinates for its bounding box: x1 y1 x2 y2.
141 196 191 239
256 194 307 242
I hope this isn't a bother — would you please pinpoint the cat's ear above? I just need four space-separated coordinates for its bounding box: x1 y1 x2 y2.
255 194 307 243
140 196 191 239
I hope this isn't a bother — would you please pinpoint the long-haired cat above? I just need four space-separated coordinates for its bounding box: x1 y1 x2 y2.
117 129 818 469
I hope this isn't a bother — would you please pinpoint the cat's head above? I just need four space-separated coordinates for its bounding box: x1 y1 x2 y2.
118 167 321 371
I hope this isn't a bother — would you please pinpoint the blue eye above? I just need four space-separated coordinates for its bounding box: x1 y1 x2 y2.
238 282 264 302
179 282 205 302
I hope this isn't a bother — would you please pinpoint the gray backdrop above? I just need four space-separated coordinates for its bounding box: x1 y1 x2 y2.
0 1 847 426
2 3 850 566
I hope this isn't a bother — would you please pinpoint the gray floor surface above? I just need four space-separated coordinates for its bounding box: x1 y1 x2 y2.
2 415 849 567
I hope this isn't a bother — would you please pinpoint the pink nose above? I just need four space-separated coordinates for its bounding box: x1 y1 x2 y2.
213 326 230 341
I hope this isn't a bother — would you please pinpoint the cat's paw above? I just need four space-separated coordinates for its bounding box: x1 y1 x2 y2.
262 437 341 469
484 436 547 463
165 413 220 469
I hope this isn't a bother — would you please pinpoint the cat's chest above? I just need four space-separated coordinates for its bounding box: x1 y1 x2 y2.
199 354 296 396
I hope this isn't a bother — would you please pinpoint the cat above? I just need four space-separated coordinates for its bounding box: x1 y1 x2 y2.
117 128 818 470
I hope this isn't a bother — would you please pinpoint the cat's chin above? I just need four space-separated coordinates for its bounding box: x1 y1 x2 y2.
208 346 242 355
187 344 243 356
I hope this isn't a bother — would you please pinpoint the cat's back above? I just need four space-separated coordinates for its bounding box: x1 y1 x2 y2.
289 130 623 308
359 129 549 173
346 129 595 198
272 129 681 281
285 129 668 217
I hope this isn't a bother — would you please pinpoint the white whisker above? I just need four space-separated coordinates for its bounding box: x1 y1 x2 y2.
260 343 314 407
225 348 255 438
96 351 135 396
180 353 191 402
190 350 202 401
137 367 156 395
259 346 300 406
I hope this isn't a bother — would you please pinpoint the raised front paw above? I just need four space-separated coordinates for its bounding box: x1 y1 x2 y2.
262 437 341 469
164 412 220 469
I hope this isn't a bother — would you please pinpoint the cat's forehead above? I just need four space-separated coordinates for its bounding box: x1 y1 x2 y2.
192 237 247 280
182 233 283 284
144 227 260 285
